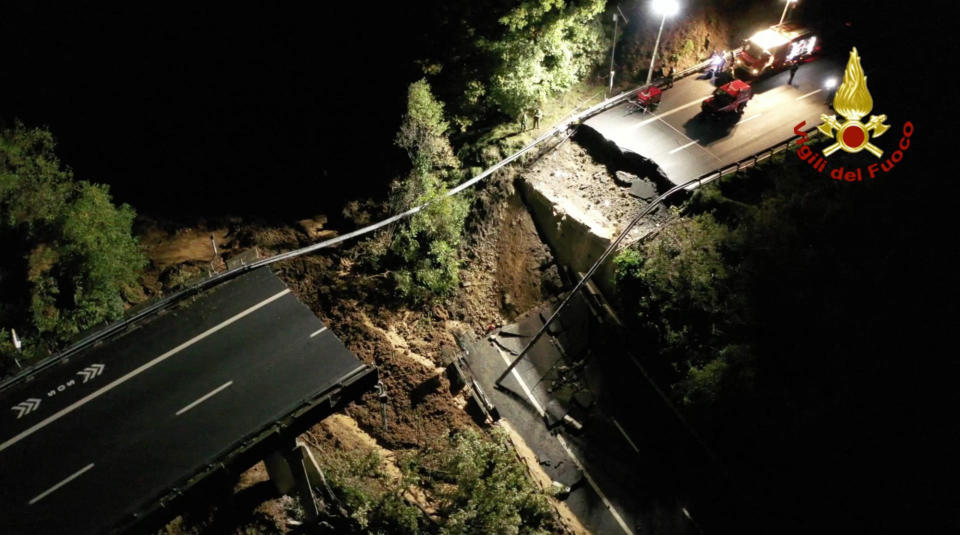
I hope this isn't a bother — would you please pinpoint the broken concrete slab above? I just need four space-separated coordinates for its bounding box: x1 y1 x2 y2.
544 398 570 428
629 178 658 201
498 323 529 337
614 170 639 187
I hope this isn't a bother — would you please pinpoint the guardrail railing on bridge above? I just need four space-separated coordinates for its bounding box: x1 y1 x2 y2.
1 55 723 392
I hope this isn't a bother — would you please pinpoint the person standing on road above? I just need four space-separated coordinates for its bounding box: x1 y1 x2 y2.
534 107 543 129
788 61 799 85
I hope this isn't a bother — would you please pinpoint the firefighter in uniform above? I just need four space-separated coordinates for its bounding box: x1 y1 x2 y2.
788 62 799 85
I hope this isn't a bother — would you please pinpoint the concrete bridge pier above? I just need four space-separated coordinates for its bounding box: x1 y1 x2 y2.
264 439 327 521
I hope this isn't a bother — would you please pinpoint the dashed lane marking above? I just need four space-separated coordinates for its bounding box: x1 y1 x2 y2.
28 463 94 505
0 289 291 453
175 381 234 416
612 417 641 454
668 141 698 154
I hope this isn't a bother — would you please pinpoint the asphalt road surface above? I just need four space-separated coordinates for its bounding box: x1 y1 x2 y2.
586 57 841 185
0 268 367 534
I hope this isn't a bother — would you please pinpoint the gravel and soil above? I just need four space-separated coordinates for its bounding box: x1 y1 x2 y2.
151 166 575 533
522 139 667 243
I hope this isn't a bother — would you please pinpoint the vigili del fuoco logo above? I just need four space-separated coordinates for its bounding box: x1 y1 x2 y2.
793 47 914 181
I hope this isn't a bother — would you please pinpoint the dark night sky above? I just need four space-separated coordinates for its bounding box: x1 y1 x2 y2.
0 1 940 222
0 3 431 220
0 2 954 531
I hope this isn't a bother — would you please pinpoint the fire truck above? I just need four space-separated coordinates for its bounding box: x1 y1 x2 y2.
735 23 818 78
701 79 753 117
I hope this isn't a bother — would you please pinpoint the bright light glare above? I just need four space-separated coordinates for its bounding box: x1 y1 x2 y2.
651 0 680 17
750 28 789 50
785 0 797 4
824 78 837 89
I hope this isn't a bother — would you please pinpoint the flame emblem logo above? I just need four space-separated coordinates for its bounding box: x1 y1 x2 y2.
818 48 890 158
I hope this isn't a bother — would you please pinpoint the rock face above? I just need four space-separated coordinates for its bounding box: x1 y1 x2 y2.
614 170 639 187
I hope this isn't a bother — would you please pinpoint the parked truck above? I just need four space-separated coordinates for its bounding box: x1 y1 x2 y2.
735 23 818 78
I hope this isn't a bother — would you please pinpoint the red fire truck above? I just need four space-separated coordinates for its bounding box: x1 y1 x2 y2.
735 23 818 78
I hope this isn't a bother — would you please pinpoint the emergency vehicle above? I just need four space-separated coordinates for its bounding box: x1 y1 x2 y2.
701 79 753 117
735 23 818 78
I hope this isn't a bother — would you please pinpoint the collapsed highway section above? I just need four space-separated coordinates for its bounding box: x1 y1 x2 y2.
0 267 376 534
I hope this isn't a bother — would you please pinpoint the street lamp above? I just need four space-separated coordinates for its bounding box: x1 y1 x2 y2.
779 0 798 25
647 0 680 86
609 13 619 97
10 328 22 369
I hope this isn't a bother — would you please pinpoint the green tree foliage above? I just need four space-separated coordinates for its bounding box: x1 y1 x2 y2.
431 429 554 535
485 0 606 118
614 213 742 405
387 80 469 301
318 429 555 535
422 0 606 129
615 136 945 530
0 124 145 369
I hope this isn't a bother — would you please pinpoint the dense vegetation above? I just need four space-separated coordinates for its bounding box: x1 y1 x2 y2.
613 137 943 530
0 124 145 373
316 429 555 534
417 0 607 132
353 80 470 302
352 0 613 301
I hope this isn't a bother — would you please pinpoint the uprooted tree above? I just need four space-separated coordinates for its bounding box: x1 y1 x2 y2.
359 79 469 302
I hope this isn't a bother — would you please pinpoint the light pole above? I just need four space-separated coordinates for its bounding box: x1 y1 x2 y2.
646 0 680 86
608 13 619 97
779 0 797 25
10 328 22 369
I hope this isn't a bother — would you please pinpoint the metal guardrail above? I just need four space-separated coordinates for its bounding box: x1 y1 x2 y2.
684 125 818 190
0 55 722 393
493 123 817 385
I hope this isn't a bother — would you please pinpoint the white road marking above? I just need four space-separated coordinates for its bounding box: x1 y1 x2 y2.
611 417 640 454
28 463 94 505
175 381 233 416
493 345 634 535
556 435 635 535
655 116 723 162
668 141 698 154
493 345 544 416
797 89 822 100
738 113 762 125
309 327 328 338
631 96 708 129
0 289 291 453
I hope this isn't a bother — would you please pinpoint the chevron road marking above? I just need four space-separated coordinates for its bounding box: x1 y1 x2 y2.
76 363 105 384
0 288 291 453
10 398 42 419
